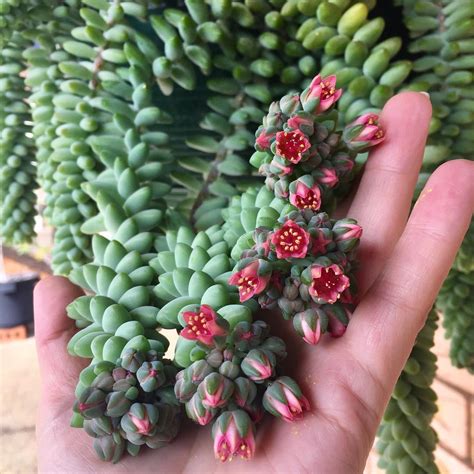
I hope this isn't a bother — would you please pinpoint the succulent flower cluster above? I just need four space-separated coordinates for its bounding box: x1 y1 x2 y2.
174 304 309 461
250 73 384 207
73 348 181 463
230 210 361 344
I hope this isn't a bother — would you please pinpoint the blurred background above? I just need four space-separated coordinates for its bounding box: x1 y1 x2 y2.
0 207 472 473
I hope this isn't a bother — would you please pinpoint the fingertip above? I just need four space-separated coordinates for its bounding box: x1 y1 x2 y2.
381 91 432 123
34 276 83 343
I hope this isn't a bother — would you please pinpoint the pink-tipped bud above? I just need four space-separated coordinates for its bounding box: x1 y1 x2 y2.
186 393 217 426
327 306 351 338
241 349 275 382
286 113 314 135
255 127 276 151
332 218 363 252
343 113 385 151
310 228 333 256
314 166 339 188
293 309 322 345
228 259 272 302
307 263 350 304
300 74 342 114
263 376 310 422
212 410 256 462
233 377 258 407
289 176 322 211
271 219 310 259
181 305 229 346
197 373 234 409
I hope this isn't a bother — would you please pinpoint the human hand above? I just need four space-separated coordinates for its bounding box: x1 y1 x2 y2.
34 92 474 473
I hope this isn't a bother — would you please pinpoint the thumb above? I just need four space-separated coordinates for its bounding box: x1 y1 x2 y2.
34 276 86 399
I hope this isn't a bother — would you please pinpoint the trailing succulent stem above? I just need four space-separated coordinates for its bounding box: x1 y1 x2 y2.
377 309 439 474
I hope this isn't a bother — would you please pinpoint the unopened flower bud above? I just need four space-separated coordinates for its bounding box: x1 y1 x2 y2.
279 93 300 115
259 336 287 359
185 360 214 384
137 361 166 392
186 393 217 426
106 391 132 417
263 376 310 422
206 349 224 368
241 349 275 382
197 373 234 409
93 435 125 463
120 349 145 373
332 219 363 252
174 376 197 402
91 371 114 391
293 309 322 345
74 387 107 419
84 416 113 438
212 410 256 462
121 403 158 437
219 361 240 379
233 377 257 407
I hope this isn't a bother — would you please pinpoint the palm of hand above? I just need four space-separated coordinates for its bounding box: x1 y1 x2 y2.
34 93 474 473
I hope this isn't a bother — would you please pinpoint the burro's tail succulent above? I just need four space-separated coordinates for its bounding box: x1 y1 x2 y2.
65 70 385 462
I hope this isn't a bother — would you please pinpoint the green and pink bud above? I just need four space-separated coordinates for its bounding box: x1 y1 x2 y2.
241 349 275 382
293 309 322 345
174 375 196 402
310 228 333 256
121 403 158 437
212 410 256 462
197 373 234 409
255 127 276 151
289 176 322 211
326 305 351 338
306 263 350 304
332 219 363 252
271 219 310 259
229 259 272 302
181 305 229 346
263 376 310 422
279 93 300 115
300 74 342 114
136 361 166 392
344 113 385 151
74 387 107 419
286 113 314 135
314 167 339 188
274 129 311 164
333 153 355 177
233 377 258 407
186 393 217 426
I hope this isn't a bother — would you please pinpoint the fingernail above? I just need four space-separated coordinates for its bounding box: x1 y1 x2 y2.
420 91 430 99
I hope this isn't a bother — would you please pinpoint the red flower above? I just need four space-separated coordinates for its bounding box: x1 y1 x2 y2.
213 411 256 462
345 113 385 148
181 305 227 346
310 74 342 113
275 130 311 164
308 264 350 304
301 74 342 113
271 220 310 259
289 180 322 211
228 260 271 302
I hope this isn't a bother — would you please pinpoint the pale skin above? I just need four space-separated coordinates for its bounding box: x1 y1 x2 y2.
34 92 474 473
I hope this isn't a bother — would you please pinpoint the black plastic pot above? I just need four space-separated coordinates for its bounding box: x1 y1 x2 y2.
0 273 39 328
